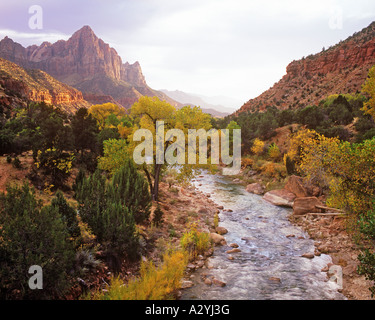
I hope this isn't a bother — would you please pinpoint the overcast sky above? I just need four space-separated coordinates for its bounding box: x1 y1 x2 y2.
0 0 375 109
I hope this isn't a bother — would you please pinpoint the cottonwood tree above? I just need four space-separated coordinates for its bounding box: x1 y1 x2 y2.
130 97 213 201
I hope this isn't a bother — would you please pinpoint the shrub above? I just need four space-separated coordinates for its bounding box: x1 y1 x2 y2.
241 157 253 168
180 223 211 260
35 148 74 187
111 159 151 224
12 156 21 169
0 183 75 299
93 250 188 300
76 172 139 271
251 138 265 156
357 206 375 297
283 154 296 175
50 190 80 240
152 205 164 227
268 143 281 160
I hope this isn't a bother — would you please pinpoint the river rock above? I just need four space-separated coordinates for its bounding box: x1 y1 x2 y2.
293 197 323 215
268 277 281 283
284 175 308 198
229 243 239 248
301 253 315 259
215 226 228 235
181 280 194 289
204 278 212 285
212 278 226 287
226 248 241 254
217 205 224 210
246 183 265 195
210 233 227 246
187 263 196 270
263 189 296 207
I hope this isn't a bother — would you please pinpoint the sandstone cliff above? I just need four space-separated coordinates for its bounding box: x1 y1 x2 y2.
0 26 179 109
237 21 375 114
0 57 91 113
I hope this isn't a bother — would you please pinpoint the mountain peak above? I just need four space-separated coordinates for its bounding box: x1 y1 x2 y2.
71 25 96 39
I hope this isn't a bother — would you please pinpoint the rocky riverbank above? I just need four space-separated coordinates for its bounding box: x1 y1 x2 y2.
242 172 373 300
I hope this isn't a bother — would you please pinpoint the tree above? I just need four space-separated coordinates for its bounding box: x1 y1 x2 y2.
130 98 214 201
251 138 265 156
88 103 127 130
75 167 144 271
111 159 151 224
0 184 74 299
362 65 375 121
35 147 75 188
50 191 80 240
130 97 176 201
71 107 99 158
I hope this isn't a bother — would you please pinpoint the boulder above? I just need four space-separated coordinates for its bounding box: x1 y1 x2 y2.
293 197 323 215
284 175 308 198
181 280 194 289
212 278 226 287
215 226 228 235
246 183 265 195
263 189 296 207
209 233 227 246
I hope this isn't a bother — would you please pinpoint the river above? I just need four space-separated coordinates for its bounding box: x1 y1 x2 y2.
181 172 346 300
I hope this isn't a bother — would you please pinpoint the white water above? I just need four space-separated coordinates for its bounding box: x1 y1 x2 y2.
181 173 346 300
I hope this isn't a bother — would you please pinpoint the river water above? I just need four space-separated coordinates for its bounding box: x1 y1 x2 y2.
181 173 346 300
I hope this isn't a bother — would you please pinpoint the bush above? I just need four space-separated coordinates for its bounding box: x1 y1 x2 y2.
111 160 151 224
284 154 296 175
180 223 211 260
12 157 21 169
268 143 281 160
75 166 143 271
251 138 265 155
93 250 188 300
50 191 80 240
152 205 164 227
0 184 75 299
357 206 375 297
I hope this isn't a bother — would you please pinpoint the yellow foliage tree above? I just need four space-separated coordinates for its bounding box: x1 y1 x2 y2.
362 65 375 121
251 138 265 155
88 103 127 130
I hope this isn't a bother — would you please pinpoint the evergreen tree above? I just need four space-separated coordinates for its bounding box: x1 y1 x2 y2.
111 159 151 224
75 168 141 272
0 184 74 299
51 191 80 239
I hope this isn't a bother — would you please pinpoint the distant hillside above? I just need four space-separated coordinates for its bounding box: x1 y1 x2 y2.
0 57 90 113
160 89 238 117
0 26 180 110
237 21 375 114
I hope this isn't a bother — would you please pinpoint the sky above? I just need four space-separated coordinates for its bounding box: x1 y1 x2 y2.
0 0 375 110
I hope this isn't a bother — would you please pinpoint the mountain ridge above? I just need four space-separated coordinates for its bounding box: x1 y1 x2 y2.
0 25 180 109
236 21 375 114
0 57 90 113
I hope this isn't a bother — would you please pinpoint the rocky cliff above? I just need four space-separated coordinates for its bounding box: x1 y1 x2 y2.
0 26 178 109
0 57 90 113
237 21 375 114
